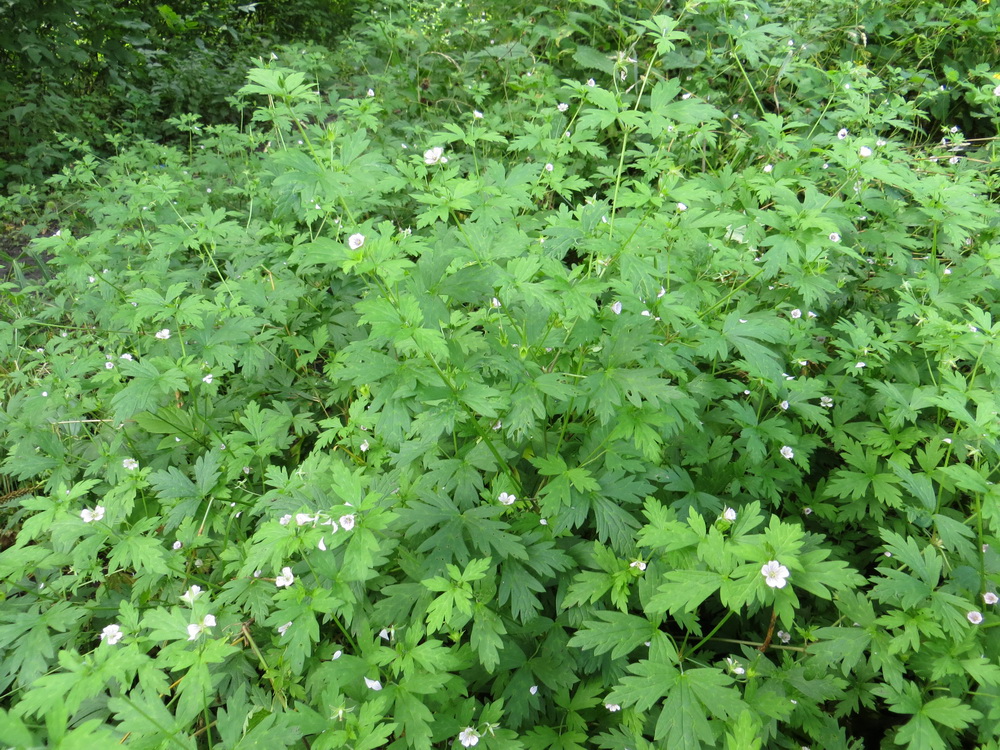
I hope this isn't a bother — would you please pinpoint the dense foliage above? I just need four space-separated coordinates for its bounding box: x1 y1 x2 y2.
2 0 1000 748
0 0 353 183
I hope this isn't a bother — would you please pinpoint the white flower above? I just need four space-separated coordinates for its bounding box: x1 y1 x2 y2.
490 297 502 308
859 146 872 157
807 310 817 318
295 513 315 526
761 560 790 588
829 232 841 242
763 164 773 173
723 507 737 522
423 147 447 165
967 611 983 625
629 560 647 571
676 202 687 212
155 329 171 340
877 139 887 146
277 621 293 636
348 233 365 250
586 78 596 87
332 650 342 659
983 592 998 605
122 458 139 470
105 361 114 370
101 624 124 645
181 585 202 604
855 362 866 369
605 703 621 712
120 353 133 360
780 446 794 460
544 163 554 172
459 727 480 747
173 540 183 550
367 88 375 97
498 492 516 506
473 110 483 119
364 677 382 691
279 514 292 525
529 685 539 695
557 102 569 112
275 567 295 588
187 614 216 640
780 400 789 410
81 506 105 523
610 301 622 315
777 630 791 644
318 536 327 551
790 308 802 319
339 514 356 531
803 507 813 515
360 439 370 452
837 128 848 139
820 396 833 408
202 373 213 384
994 84 1000 97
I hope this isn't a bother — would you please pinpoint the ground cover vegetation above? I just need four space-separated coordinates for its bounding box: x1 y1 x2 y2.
1 0 1000 747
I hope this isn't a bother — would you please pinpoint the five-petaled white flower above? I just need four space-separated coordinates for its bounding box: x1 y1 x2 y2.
557 102 569 112
723 507 737 522
459 727 480 747
967 610 983 625
544 163 554 172
81 506 105 523
275 567 295 588
101 624 124 645
763 164 773 173
187 614 216 641
829 232 841 242
761 560 790 588
984 592 998 605
498 492 516 506
780 446 794 460
155 329 171 340
348 233 365 250
859 146 872 157
790 308 802 319
202 374 213 384
364 677 382 691
423 147 447 165
173 540 183 550
339 514 356 531
820 396 834 408
473 110 483 119
837 128 848 139
676 202 688 212
123 458 139 470
629 560 647 571
181 585 202 604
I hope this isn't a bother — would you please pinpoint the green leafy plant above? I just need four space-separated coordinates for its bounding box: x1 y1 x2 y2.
2 0 1000 748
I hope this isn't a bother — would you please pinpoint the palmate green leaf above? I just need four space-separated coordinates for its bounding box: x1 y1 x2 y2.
645 570 723 615
472 604 507 672
109 693 196 750
653 669 747 747
567 611 654 659
607 656 678 712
